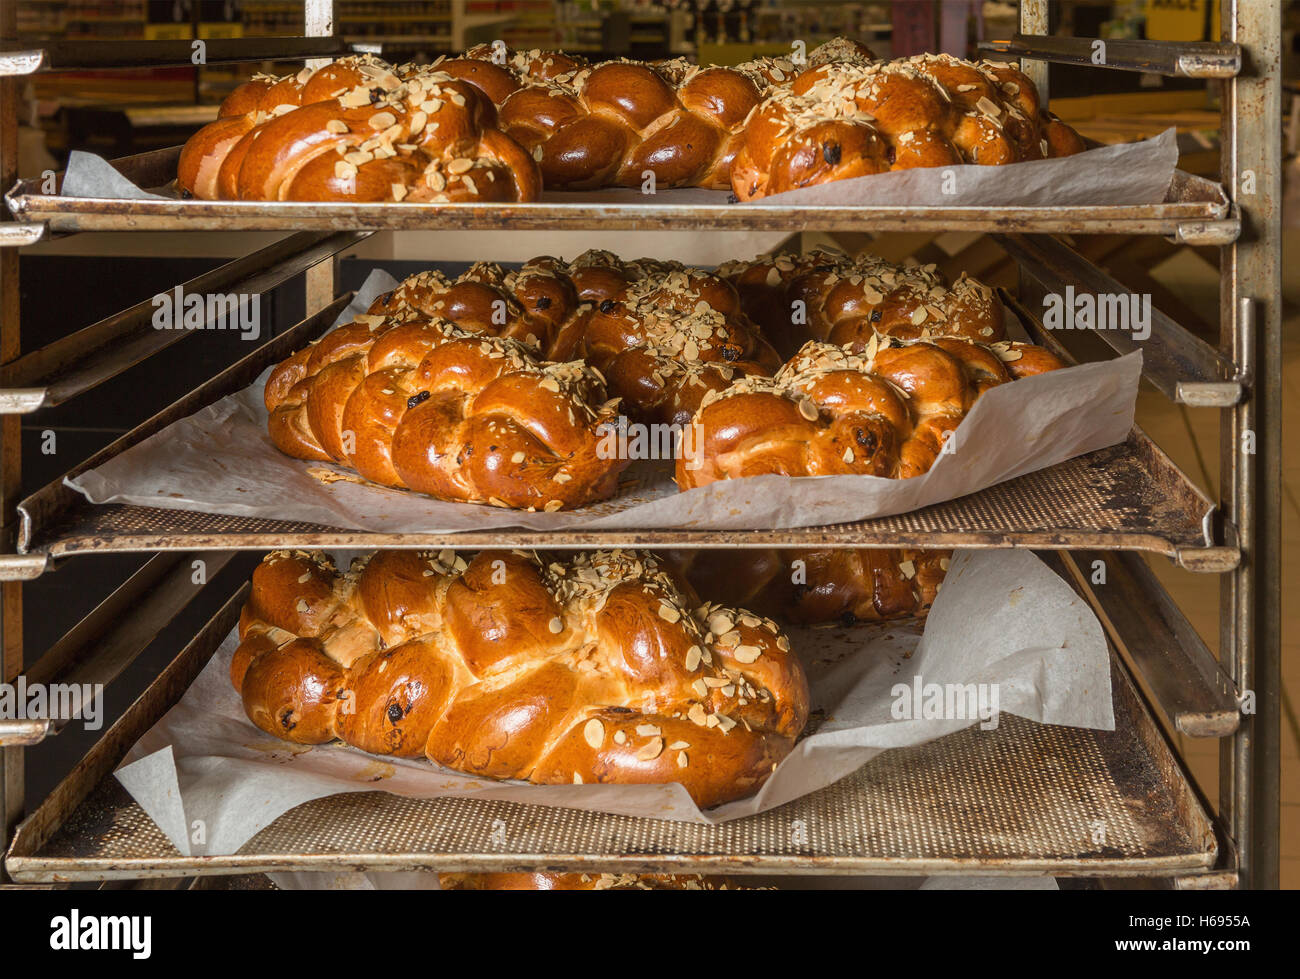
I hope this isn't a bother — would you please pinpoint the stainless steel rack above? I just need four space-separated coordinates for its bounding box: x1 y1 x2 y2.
0 1 1282 888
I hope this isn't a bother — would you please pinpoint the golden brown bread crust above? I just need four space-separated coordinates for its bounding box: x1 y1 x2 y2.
264 251 789 504
719 249 1006 358
264 316 627 510
486 38 873 190
496 62 762 191
439 872 739 890
233 549 810 809
731 54 1087 201
663 548 949 625
177 56 541 203
676 335 1067 488
264 248 1020 507
567 254 782 428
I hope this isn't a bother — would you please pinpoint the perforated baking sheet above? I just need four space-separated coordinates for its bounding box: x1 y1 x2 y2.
22 432 1223 565
5 591 1217 881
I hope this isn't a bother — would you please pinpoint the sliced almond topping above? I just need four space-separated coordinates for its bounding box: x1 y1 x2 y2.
657 603 681 624
447 157 474 174
635 724 661 737
684 645 702 671
511 451 526 464
573 772 583 784
842 447 854 464
368 110 398 130
899 559 916 579
687 703 708 726
677 751 689 768
776 635 791 652
706 611 734 635
548 616 564 634
583 718 605 750
325 119 349 134
733 645 763 664
613 730 627 745
635 737 664 761
798 398 820 421
669 740 690 750
692 678 710 698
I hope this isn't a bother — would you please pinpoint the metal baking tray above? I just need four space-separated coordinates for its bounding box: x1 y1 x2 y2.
7 146 1237 242
13 286 1233 570
2 582 1220 881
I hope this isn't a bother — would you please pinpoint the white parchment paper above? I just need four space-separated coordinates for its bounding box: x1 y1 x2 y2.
57 129 1179 209
114 549 1113 857
65 267 1142 534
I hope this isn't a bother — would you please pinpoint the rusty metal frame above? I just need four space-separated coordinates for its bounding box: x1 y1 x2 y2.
5 147 1235 240
1011 0 1282 889
981 35 1240 79
0 231 369 414
0 0 21 882
1 579 1218 882
0 552 236 747
995 233 1243 407
0 0 1282 888
1216 0 1283 890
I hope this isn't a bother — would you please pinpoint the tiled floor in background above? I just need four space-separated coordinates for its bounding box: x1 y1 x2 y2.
1135 233 1297 887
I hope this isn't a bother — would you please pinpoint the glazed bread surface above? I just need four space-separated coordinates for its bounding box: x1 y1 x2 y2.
233 549 810 809
678 334 1066 488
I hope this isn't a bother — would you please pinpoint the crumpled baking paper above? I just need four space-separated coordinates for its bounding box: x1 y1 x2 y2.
114 548 1113 857
56 129 1179 210
63 265 1142 534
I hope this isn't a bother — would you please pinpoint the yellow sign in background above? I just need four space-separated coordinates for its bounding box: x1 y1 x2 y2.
1145 0 1220 41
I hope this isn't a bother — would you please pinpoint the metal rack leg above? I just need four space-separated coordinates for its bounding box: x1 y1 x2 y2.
1019 0 1050 102
1219 0 1283 889
0 0 21 882
303 0 338 316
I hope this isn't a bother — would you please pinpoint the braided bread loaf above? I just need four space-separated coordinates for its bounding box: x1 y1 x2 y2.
363 250 781 423
664 548 949 625
233 549 809 808
265 317 625 510
177 55 540 202
565 254 782 427
363 260 591 361
678 334 1066 488
489 39 875 190
731 54 1086 201
422 44 590 105
719 249 1006 358
265 248 1012 505
440 872 738 890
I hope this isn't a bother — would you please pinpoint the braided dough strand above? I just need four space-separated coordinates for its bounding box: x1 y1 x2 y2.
234 549 810 808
